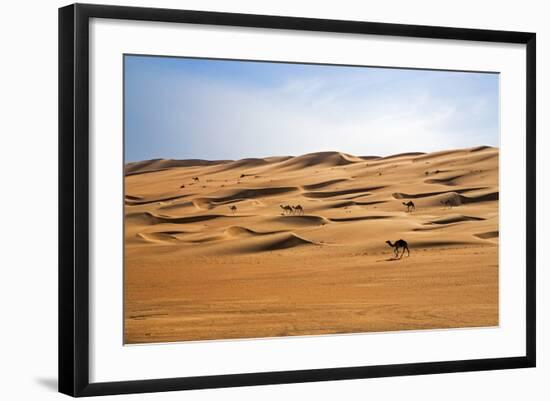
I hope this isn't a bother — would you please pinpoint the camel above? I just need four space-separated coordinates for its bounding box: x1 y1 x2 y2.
292 205 304 215
385 239 410 259
402 201 415 212
280 204 293 215
192 176 200 182
229 205 237 214
440 199 453 209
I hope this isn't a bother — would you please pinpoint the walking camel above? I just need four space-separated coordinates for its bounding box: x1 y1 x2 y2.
402 201 415 212
229 205 237 214
385 239 410 259
192 176 200 182
280 204 293 215
292 205 304 215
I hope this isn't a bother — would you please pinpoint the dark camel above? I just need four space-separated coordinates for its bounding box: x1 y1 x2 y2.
402 201 415 212
292 205 304 215
280 204 293 215
229 205 237 214
192 176 200 182
440 199 453 209
386 239 410 259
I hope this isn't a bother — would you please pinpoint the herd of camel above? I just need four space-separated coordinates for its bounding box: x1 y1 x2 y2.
181 176 463 260
228 204 304 215
280 204 304 215
402 199 455 212
228 200 453 216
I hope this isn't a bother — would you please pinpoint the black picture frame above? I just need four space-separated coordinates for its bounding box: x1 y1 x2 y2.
59 3 536 397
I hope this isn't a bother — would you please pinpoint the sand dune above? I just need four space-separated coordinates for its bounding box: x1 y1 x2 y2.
272 151 363 170
125 158 228 175
235 232 318 253
224 226 288 237
125 146 499 344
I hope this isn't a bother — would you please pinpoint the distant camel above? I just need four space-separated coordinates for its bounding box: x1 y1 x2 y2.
386 239 410 259
440 199 453 209
402 201 415 212
192 176 200 182
280 204 293 215
229 205 237 214
292 205 304 215
180 184 185 188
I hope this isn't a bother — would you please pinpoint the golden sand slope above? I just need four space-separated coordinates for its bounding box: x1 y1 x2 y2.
124 146 499 344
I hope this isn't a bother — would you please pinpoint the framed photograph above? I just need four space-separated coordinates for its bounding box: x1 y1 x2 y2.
59 3 536 397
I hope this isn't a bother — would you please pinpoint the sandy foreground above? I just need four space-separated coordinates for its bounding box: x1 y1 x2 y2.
124 146 498 344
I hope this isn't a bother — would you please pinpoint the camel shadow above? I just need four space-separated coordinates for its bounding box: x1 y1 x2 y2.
376 257 403 262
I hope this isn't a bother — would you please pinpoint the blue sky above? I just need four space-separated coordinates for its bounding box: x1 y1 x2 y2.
124 55 499 162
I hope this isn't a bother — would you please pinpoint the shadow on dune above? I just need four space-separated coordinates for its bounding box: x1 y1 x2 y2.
127 211 243 225
125 193 195 206
329 215 391 222
269 215 330 226
392 187 488 200
424 174 467 186
303 178 351 190
304 186 385 199
474 231 499 239
427 215 486 225
328 200 387 209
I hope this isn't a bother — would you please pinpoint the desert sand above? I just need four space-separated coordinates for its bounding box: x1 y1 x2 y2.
124 146 499 344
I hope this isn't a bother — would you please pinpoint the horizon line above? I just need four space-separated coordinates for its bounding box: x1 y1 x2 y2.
125 145 498 165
